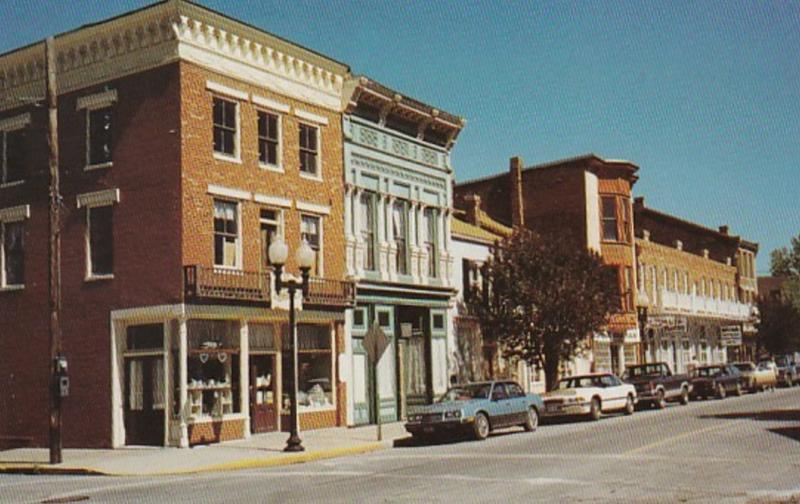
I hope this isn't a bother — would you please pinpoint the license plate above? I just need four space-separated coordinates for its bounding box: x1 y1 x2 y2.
423 426 435 433
546 405 560 413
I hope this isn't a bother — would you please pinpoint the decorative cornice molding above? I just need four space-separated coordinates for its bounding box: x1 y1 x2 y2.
295 200 331 216
207 184 251 201
253 193 291 208
0 112 31 132
76 188 120 208
76 89 118 110
0 204 30 222
206 80 248 101
295 108 329 126
252 94 290 114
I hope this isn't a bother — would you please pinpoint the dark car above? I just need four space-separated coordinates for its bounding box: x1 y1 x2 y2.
623 362 692 409
775 356 798 387
405 381 543 441
690 364 744 399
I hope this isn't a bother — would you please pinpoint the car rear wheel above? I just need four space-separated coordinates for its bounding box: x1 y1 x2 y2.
624 395 635 415
588 398 601 421
523 407 539 432
654 389 667 409
734 382 743 397
787 376 794 387
716 383 727 399
473 413 490 441
679 387 690 405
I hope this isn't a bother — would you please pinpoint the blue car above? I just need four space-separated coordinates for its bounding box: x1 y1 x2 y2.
404 380 544 441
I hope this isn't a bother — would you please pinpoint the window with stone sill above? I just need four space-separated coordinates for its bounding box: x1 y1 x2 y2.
258 110 280 167
88 205 114 277
87 107 113 167
213 199 239 268
213 97 238 158
299 123 319 176
1 221 24 287
2 129 26 185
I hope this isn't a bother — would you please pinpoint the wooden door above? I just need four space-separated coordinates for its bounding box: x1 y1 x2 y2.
250 354 278 433
124 356 165 446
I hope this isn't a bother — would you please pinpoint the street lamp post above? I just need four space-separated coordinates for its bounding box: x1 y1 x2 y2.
268 236 315 453
637 304 649 363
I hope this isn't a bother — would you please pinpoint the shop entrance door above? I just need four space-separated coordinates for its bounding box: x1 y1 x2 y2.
250 354 278 433
124 356 165 446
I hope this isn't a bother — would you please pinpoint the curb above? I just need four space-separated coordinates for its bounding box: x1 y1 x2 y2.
0 442 388 477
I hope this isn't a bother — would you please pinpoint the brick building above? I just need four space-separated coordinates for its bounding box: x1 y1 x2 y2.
0 1 354 448
454 154 641 376
633 197 759 369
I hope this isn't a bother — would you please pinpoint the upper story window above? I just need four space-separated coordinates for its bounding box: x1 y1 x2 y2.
622 266 633 311
2 128 26 185
213 97 238 159
620 197 631 243
392 200 408 275
258 111 280 168
87 107 113 167
601 196 618 242
259 208 283 268
213 199 240 268
424 207 438 278
358 192 375 271
299 123 319 177
301 214 322 276
1 220 25 288
88 205 114 278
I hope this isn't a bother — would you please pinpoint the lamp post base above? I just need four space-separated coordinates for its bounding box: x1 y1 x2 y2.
284 434 305 452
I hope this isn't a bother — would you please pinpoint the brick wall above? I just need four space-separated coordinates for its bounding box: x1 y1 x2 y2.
0 63 183 448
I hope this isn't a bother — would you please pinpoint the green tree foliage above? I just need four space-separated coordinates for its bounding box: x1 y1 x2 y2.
757 295 800 355
771 233 800 308
471 230 618 391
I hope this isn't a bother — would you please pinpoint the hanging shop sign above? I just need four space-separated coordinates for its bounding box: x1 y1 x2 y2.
720 326 743 346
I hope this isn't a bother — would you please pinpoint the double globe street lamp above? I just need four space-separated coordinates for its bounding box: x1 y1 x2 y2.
268 236 315 453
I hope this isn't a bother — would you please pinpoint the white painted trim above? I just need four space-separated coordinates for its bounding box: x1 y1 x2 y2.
0 113 31 132
76 188 120 208
76 89 118 111
295 108 329 126
206 80 248 101
295 200 330 216
252 94 290 114
207 184 251 201
0 204 30 222
253 193 292 208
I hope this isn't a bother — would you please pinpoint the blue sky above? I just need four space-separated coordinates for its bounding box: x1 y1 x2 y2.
2 0 798 271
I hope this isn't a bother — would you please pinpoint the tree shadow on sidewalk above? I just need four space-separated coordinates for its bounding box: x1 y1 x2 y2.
697 409 800 422
393 429 521 448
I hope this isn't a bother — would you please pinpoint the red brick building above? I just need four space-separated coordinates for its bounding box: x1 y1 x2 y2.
454 154 641 375
0 1 353 448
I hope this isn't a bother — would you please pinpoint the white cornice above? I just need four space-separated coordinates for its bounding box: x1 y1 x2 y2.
0 113 31 132
0 204 30 222
0 1 348 113
295 200 331 216
206 80 248 101
253 193 292 208
208 184 251 201
76 188 120 208
295 108 329 126
76 89 118 110
252 94 290 114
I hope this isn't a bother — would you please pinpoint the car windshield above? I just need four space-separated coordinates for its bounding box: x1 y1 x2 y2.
438 383 492 402
557 376 603 389
625 364 664 378
693 367 722 378
733 363 753 372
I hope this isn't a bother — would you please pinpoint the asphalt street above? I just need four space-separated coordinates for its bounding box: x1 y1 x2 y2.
3 387 800 504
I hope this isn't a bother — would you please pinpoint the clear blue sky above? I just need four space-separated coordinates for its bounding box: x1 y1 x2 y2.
2 0 798 272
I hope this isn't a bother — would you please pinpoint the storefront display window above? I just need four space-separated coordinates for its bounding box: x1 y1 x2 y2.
185 320 241 419
282 324 334 411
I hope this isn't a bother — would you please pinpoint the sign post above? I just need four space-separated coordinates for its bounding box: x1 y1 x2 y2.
363 322 390 441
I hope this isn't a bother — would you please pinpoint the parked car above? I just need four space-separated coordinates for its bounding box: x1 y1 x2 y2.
405 381 543 441
775 356 798 387
542 373 637 421
690 365 744 399
622 362 692 409
733 361 777 392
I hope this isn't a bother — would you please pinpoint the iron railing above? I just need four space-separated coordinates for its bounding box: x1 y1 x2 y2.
306 277 356 307
184 265 271 303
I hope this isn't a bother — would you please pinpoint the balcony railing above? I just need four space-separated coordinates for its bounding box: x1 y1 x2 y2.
651 287 752 319
184 265 271 303
306 277 356 307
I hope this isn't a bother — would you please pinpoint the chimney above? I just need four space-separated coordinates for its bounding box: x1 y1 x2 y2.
719 225 729 235
510 156 525 228
464 194 481 225
634 196 645 208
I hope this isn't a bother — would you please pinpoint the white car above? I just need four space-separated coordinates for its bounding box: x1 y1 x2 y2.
542 373 637 421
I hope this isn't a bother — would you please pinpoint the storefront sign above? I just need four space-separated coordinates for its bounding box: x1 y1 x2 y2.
647 315 687 332
720 326 743 346
624 328 641 344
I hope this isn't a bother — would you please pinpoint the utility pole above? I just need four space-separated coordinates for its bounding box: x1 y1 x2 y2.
46 36 63 465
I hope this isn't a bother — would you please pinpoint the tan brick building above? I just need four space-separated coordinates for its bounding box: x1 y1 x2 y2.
454 154 641 376
633 198 759 370
0 1 353 448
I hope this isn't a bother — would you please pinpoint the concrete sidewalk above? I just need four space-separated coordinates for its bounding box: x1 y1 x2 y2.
0 422 407 476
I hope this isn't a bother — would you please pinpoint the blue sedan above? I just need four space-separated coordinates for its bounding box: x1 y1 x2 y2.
405 380 544 441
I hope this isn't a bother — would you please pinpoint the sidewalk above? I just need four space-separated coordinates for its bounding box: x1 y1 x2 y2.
0 422 407 476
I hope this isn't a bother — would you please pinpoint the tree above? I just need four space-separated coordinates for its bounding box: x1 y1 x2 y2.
471 229 618 391
771 233 800 308
757 295 800 355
